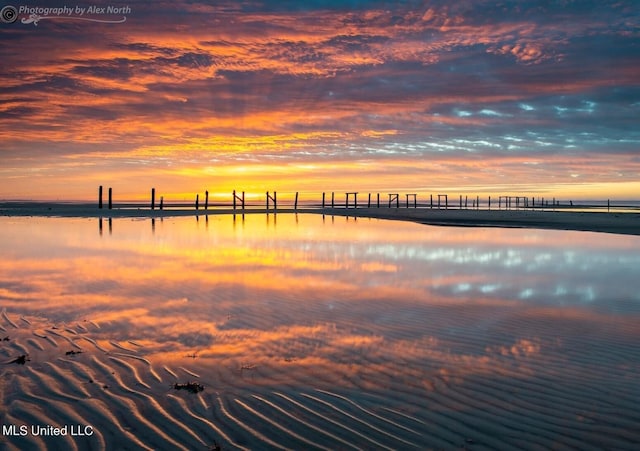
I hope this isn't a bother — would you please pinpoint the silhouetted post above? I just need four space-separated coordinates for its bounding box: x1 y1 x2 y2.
608 199 610 212
98 186 103 209
377 193 380 208
430 194 433 209
488 196 491 210
368 193 371 208
195 194 199 210
151 188 155 210
266 191 277 211
477 196 479 209
331 192 335 208
345 192 358 209
459 195 462 209
108 188 112 210
160 196 164 210
205 191 209 210
388 193 399 208
322 192 325 208
294 192 299 211
233 190 236 210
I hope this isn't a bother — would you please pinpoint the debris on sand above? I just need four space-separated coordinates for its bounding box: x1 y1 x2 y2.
6 354 30 365
173 382 204 393
65 350 83 356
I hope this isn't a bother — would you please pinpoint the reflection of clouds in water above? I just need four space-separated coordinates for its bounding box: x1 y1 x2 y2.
2 216 640 360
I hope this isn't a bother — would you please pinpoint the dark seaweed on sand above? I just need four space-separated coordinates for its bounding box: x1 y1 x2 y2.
5 354 30 365
173 382 204 393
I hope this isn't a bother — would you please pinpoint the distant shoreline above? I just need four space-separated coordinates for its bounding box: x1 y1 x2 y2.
1 201 638 236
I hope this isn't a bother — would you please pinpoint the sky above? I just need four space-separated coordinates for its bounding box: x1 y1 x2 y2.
0 0 639 201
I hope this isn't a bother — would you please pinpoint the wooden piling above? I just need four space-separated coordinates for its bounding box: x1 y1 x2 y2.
488 196 491 210
331 192 335 208
108 188 112 210
151 188 155 210
377 193 380 208
160 196 164 210
98 186 103 209
459 195 462 209
430 194 433 209
195 194 199 210
388 193 399 208
294 192 299 211
368 193 371 208
266 191 277 211
322 192 325 209
345 192 358 209
205 191 209 210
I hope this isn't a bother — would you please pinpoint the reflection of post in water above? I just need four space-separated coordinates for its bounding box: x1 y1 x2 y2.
108 218 112 235
151 218 155 234
266 212 276 228
99 217 103 235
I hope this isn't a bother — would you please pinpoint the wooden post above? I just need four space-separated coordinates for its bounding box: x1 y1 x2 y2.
233 190 236 210
331 192 335 208
322 192 325 208
205 191 209 210
160 196 164 210
377 193 380 208
368 193 371 208
294 192 299 211
98 186 103 209
430 194 433 209
108 187 112 210
488 196 491 210
195 194 199 210
266 191 269 210
151 188 155 210
476 196 479 209
274 191 277 211
459 195 462 209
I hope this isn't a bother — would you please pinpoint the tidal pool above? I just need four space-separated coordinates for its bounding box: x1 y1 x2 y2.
1 214 639 450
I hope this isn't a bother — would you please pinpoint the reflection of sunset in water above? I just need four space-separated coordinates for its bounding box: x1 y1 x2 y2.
1 215 639 448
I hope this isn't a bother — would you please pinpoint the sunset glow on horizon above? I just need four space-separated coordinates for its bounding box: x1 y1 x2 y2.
1 1 638 201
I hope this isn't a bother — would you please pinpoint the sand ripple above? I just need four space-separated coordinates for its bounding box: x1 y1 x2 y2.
2 305 639 450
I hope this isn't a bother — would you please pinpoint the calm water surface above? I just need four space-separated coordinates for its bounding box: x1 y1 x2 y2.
1 214 639 449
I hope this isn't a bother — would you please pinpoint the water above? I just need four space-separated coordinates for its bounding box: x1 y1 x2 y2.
1 215 640 449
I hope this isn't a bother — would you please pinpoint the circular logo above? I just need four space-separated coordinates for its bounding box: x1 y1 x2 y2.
1 5 18 23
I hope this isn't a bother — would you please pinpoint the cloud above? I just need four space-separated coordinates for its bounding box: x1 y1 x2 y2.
0 0 638 199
